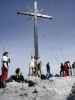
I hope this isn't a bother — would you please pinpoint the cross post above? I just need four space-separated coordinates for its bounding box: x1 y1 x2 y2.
17 0 53 76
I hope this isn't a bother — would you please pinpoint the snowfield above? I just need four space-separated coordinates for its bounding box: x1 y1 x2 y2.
0 77 75 100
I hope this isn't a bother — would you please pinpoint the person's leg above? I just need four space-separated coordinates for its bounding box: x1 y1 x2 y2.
1 67 8 88
60 70 61 76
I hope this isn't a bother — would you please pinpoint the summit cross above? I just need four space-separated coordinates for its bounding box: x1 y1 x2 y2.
17 0 53 66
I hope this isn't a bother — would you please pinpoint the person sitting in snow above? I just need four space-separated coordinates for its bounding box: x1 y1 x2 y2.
7 68 24 82
14 68 24 82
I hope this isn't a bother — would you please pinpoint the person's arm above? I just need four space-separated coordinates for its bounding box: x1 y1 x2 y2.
4 63 8 69
8 58 10 63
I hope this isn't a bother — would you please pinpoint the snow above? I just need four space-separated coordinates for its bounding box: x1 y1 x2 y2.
0 77 75 100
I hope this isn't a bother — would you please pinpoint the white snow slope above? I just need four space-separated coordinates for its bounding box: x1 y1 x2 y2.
0 77 75 100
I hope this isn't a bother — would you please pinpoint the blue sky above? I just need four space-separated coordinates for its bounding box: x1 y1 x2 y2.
0 0 75 77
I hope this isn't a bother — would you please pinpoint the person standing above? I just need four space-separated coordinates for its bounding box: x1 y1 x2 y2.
29 56 35 76
64 62 69 77
68 62 72 76
46 62 51 79
60 63 64 77
37 61 42 77
1 51 10 87
72 62 75 76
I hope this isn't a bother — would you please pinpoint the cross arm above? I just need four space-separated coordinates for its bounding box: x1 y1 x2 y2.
17 11 35 17
36 13 53 20
17 11 53 20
